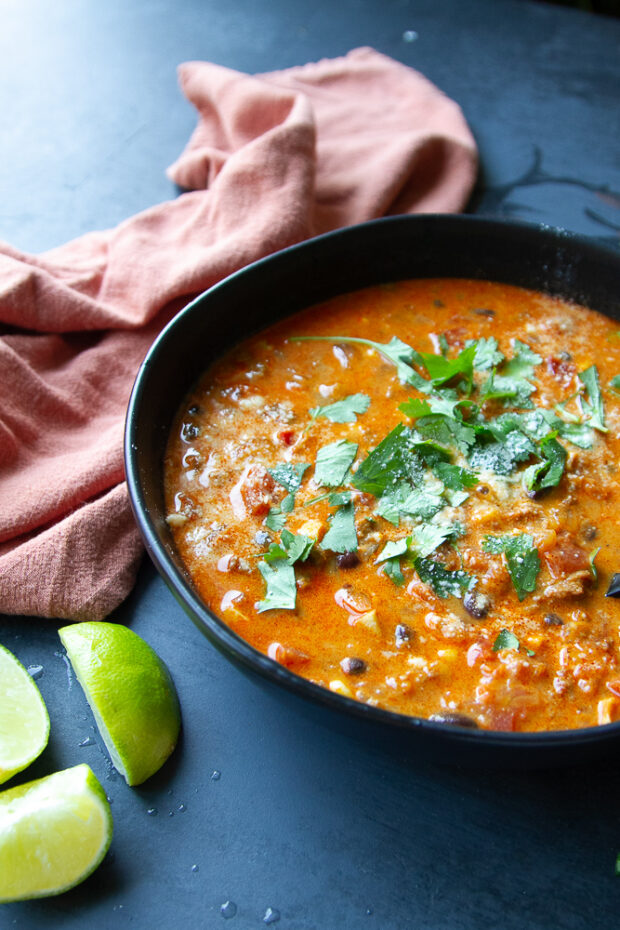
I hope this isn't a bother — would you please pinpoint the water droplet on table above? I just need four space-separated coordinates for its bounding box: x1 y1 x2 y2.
27 664 44 680
211 770 221 781
191 864 199 873
221 900 237 919
178 803 187 812
263 906 281 924
54 651 74 688
402 29 418 42
79 736 95 747
146 808 158 816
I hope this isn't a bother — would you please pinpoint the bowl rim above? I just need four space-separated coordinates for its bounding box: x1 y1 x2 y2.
124 213 620 753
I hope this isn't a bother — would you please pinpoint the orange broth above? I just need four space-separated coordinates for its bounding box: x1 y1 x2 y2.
164 279 620 732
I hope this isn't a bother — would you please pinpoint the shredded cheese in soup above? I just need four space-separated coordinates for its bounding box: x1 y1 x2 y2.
164 279 620 732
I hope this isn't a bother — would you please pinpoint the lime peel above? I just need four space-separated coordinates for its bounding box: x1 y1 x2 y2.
0 763 112 902
59 622 181 786
0 644 50 785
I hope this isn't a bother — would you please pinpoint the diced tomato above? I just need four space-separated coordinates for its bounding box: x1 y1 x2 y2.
544 536 590 578
277 428 296 446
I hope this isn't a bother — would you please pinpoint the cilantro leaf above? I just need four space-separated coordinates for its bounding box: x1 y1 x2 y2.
382 558 406 585
351 424 416 495
579 365 607 433
314 440 358 487
310 393 370 423
492 629 520 652
483 533 540 600
480 370 536 409
468 428 536 476
523 434 567 493
466 337 505 371
610 375 620 393
418 344 476 391
268 462 309 493
375 481 444 525
280 528 314 564
265 507 287 532
503 339 542 380
414 557 472 598
433 462 478 490
320 502 357 553
256 559 297 612
409 523 458 558
290 335 430 390
375 538 410 563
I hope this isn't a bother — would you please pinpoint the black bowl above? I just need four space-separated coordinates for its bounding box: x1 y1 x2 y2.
125 214 620 768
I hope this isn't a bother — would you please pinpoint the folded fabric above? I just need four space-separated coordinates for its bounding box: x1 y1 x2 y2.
0 47 478 621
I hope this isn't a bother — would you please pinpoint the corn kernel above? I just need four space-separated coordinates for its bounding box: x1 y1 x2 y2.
297 518 324 541
329 679 353 698
351 609 381 635
597 696 620 725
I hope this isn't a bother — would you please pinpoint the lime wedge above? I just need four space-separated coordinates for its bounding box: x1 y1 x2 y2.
0 763 112 902
0 644 50 785
58 622 181 786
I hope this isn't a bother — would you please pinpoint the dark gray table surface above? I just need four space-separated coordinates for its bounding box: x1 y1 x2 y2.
2 1 620 928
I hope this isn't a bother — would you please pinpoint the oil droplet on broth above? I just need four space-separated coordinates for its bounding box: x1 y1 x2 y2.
221 900 237 919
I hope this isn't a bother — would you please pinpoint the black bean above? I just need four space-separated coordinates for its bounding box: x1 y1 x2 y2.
476 485 489 495
463 589 491 619
606 574 620 598
336 551 360 569
544 612 564 626
395 623 412 647
472 307 495 317
340 657 366 675
188 404 202 415
433 298 445 308
581 523 598 542
429 712 479 729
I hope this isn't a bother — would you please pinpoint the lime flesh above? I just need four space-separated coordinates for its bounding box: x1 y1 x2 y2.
58 622 181 786
0 763 113 902
0 644 50 785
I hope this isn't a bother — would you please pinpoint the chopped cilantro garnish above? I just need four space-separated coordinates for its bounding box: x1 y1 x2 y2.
314 440 358 487
382 557 406 585
320 502 357 553
352 425 450 496
468 429 536 476
483 534 540 600
265 507 287 532
268 462 309 493
479 370 536 408
280 528 314 564
492 629 520 652
503 339 542 380
609 375 620 393
256 559 297 612
579 365 607 433
290 335 429 389
375 537 410 563
433 462 478 490
466 336 505 371
375 481 444 525
414 557 472 598
522 434 567 493
589 547 601 582
310 393 370 423
418 344 476 391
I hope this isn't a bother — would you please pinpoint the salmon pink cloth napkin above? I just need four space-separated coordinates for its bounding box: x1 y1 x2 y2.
0 47 477 622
